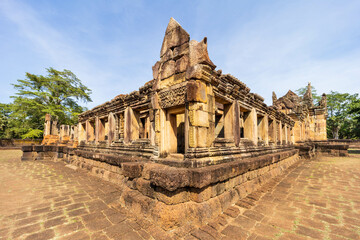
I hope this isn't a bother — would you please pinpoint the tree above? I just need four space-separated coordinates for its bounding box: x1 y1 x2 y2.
4 68 92 139
326 91 359 139
295 85 321 104
0 103 11 138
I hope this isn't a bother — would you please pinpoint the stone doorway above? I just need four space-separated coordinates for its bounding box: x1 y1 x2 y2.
166 108 185 155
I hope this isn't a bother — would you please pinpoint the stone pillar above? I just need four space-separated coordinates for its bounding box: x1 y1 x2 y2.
86 119 95 143
51 118 58 136
278 121 282 145
60 125 64 141
268 118 276 144
263 115 269 145
114 114 119 141
95 116 100 143
108 112 116 144
257 114 268 145
233 101 240 147
151 93 160 148
284 124 288 144
291 127 295 144
224 103 234 141
159 108 166 156
44 114 51 136
78 122 84 143
119 113 124 140
124 107 139 144
72 125 78 141
287 125 291 144
149 109 155 146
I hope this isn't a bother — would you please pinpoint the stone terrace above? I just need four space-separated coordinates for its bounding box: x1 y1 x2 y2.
1 150 360 240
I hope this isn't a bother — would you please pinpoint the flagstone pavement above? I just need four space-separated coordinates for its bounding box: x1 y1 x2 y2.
0 150 359 240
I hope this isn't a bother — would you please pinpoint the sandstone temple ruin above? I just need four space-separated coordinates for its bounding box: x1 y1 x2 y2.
22 18 347 232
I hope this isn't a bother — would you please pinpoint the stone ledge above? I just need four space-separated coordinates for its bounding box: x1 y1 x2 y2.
148 149 297 191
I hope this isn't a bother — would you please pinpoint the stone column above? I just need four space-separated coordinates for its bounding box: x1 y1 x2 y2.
291 127 295 144
108 112 116 145
86 120 95 143
268 118 276 144
151 93 160 148
51 118 58 136
44 114 51 136
60 125 64 141
159 108 166 156
85 120 90 143
263 115 269 145
124 107 139 144
287 125 291 144
284 124 288 144
95 116 100 143
224 103 234 140
233 101 240 147
257 114 268 145
278 121 282 145
119 113 124 140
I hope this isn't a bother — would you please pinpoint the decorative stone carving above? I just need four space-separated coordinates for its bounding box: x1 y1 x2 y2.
158 86 186 109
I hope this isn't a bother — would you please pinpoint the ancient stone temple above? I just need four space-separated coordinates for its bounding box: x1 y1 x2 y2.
22 18 336 232
272 82 328 142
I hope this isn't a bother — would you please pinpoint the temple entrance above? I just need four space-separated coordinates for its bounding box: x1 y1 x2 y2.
176 114 185 153
166 108 185 155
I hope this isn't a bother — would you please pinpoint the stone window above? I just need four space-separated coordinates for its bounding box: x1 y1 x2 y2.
215 102 225 138
241 107 254 142
139 112 150 139
214 100 234 140
98 117 106 141
257 114 264 142
87 120 95 142
268 119 275 144
79 122 86 142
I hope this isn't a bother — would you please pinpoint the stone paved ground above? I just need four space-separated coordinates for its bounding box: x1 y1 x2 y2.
1 150 360 240
0 150 172 240
185 154 360 240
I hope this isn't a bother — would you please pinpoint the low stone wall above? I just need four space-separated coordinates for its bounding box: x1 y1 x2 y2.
22 145 300 231
0 139 42 149
296 141 350 158
327 139 360 149
315 142 349 157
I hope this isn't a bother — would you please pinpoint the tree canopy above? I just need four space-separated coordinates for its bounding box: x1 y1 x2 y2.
0 68 92 139
326 91 360 139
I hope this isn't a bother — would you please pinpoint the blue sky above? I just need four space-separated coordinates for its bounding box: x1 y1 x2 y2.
0 0 359 109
